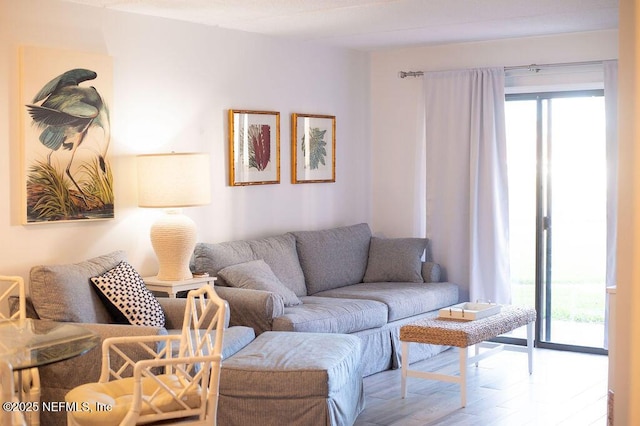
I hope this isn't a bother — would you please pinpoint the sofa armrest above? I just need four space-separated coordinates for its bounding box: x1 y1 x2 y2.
422 261 442 283
214 286 284 335
157 296 231 330
157 297 187 329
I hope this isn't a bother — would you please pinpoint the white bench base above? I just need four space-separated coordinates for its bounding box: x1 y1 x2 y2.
401 321 533 407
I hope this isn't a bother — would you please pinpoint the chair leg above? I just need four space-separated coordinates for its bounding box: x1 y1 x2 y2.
23 369 40 426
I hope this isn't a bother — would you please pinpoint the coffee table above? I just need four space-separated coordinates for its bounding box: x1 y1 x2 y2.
400 305 536 407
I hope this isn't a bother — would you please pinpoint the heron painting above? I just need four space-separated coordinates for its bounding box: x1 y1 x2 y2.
21 46 114 223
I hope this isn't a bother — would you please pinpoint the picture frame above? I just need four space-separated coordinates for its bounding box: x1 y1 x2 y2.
228 109 280 186
291 113 336 184
20 46 114 224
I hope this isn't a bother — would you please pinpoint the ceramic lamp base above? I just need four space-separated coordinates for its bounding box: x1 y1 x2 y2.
150 210 196 281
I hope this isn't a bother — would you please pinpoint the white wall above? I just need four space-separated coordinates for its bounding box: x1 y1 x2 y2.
370 30 618 249
0 0 371 279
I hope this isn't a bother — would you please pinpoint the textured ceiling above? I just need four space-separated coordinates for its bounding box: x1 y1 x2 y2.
62 0 619 50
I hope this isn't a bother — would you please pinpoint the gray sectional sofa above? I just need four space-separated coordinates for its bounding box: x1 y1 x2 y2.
15 223 459 425
192 223 460 376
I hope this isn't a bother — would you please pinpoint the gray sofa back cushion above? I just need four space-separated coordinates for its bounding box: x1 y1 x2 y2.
30 251 126 323
193 234 307 296
292 223 372 295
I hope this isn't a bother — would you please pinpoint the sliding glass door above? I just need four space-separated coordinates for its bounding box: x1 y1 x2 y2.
505 91 607 353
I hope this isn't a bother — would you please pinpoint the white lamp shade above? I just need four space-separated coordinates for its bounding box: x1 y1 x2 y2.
137 152 211 281
137 153 211 208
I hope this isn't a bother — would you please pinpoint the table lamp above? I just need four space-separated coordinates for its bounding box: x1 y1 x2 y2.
137 153 211 281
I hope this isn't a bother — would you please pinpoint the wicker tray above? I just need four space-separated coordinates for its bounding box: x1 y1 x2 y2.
438 302 501 321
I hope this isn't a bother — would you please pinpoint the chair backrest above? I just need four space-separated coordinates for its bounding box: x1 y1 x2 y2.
0 276 26 321
0 276 38 426
1 360 26 426
1 359 15 425
178 285 227 422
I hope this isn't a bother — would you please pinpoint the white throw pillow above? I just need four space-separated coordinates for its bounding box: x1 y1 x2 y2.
91 261 165 327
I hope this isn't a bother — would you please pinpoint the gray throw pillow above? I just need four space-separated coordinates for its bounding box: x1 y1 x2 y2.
218 260 302 307
192 234 306 296
363 237 427 283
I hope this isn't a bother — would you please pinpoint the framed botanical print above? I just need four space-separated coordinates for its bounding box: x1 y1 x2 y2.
291 113 335 184
228 109 280 186
20 46 114 223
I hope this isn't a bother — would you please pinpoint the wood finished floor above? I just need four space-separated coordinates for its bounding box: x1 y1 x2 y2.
355 347 608 426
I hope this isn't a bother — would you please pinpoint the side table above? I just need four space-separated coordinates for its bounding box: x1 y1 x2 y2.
143 276 216 298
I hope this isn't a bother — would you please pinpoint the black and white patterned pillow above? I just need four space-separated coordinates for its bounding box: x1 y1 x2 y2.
91 261 165 327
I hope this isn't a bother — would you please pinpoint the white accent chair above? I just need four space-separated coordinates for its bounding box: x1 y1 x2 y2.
65 285 226 426
1 359 26 426
0 276 39 426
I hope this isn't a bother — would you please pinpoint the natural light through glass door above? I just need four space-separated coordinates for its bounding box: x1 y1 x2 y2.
506 92 607 351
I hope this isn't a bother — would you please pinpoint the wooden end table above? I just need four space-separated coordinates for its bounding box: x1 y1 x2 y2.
143 276 216 298
400 305 536 407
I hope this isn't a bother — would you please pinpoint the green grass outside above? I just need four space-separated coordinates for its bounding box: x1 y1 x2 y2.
512 281 605 323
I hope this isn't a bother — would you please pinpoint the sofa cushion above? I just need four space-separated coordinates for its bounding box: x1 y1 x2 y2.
271 296 387 333
90 261 166 327
218 260 302 307
193 234 306 296
363 237 427 283
292 223 371 294
29 251 126 323
314 282 459 322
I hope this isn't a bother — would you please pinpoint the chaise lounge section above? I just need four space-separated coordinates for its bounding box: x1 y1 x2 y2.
219 331 364 426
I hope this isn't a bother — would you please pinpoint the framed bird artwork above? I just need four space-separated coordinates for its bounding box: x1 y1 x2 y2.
19 46 114 224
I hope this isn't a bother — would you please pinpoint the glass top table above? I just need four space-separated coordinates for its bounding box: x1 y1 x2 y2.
0 319 100 370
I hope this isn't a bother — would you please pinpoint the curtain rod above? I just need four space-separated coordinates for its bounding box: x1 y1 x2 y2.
398 59 607 79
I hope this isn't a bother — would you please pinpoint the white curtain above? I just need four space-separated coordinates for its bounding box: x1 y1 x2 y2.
424 68 510 303
604 60 618 290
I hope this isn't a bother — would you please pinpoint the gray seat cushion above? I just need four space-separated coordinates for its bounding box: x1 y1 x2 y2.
29 251 126 323
272 296 388 333
193 234 306 296
291 223 372 294
314 281 459 322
